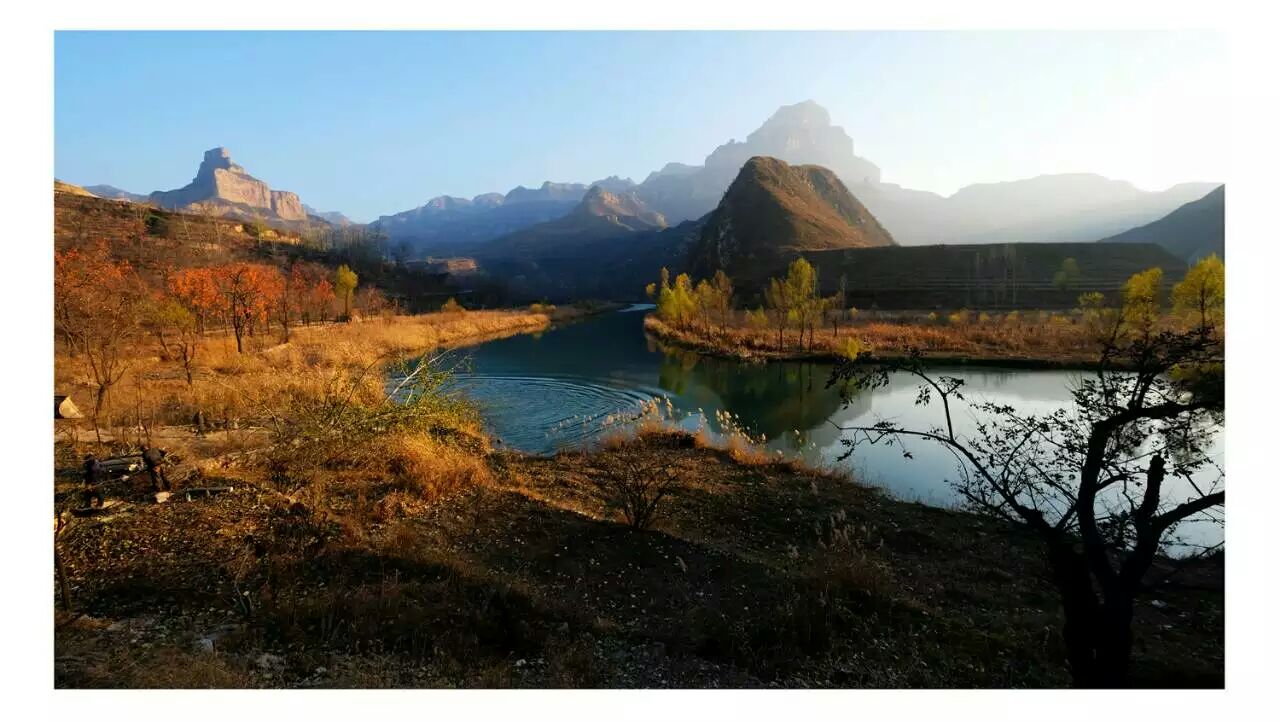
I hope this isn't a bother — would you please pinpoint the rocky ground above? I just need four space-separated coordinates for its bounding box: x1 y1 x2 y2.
53 433 1223 688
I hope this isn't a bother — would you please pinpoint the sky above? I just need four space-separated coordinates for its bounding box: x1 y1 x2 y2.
54 31 1228 222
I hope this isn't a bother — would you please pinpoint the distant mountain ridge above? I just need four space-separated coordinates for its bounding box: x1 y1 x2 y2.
84 184 147 203
303 205 354 226
371 100 1217 255
1098 185 1225 261
858 175 1220 246
478 185 666 259
691 156 895 281
371 179 640 252
77 101 1220 260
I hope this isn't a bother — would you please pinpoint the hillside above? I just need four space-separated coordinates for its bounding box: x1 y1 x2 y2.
85 184 148 203
54 180 96 197
457 187 690 302
54 190 455 312
479 219 702 303
691 156 895 282
801 241 1187 310
1098 185 1225 261
478 186 667 259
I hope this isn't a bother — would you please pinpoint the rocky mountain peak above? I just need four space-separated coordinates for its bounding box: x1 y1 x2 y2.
755 99 832 133
576 185 666 228
149 147 307 223
198 146 242 175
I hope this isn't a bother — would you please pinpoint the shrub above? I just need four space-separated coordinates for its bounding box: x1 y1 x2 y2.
592 450 680 530
838 337 863 360
384 431 493 502
441 297 466 315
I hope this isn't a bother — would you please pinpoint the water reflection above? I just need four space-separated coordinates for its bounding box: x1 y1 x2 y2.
446 308 1223 545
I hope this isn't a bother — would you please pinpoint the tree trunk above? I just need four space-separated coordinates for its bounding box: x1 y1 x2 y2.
1095 595 1135 686
1047 542 1134 688
54 544 72 612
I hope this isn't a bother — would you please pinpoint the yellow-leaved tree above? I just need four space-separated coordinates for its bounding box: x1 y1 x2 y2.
1172 254 1225 328
335 264 359 321
1122 267 1164 337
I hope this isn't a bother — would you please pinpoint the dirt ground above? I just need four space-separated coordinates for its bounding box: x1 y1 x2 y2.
53 433 1223 688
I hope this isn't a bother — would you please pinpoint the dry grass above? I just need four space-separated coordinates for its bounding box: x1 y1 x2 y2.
54 307 582 443
645 311 1102 365
55 430 1223 688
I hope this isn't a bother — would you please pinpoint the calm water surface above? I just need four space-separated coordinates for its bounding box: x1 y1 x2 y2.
439 306 1223 546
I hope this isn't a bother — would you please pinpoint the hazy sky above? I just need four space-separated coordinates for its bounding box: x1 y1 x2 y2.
55 31 1227 222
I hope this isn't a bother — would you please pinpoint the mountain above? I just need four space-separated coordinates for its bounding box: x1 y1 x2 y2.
303 205 354 226
635 102 1217 246
84 184 147 202
149 147 308 224
478 186 667 259
371 181 608 253
691 156 895 282
1098 185 1225 261
371 100 1216 255
633 100 880 223
879 176 1221 246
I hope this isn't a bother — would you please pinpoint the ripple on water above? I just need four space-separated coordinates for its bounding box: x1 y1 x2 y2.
449 374 668 454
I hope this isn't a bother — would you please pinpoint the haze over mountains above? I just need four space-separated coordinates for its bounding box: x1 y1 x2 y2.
1098 185 1225 261
77 100 1221 269
478 186 668 260
365 100 1218 254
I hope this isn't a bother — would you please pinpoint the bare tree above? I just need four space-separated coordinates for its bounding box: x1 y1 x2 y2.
827 293 1224 687
593 452 680 530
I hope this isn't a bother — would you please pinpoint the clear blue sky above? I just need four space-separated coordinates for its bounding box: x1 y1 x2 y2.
55 31 1227 222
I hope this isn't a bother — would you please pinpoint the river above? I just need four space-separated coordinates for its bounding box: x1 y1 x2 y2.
440 305 1224 548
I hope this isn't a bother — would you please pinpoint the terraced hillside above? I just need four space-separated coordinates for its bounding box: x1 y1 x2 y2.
802 241 1187 310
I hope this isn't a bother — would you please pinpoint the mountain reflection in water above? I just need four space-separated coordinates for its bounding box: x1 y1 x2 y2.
432 306 1222 546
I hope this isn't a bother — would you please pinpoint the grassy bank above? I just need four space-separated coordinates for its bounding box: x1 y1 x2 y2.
53 426 1222 688
52 297 1221 688
55 303 610 450
644 312 1107 367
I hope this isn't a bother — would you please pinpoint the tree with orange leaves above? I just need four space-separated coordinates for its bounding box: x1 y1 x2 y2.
212 262 284 353
168 267 223 333
54 241 147 442
275 262 313 342
308 277 337 325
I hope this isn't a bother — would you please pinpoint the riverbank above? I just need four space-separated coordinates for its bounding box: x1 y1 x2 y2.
53 428 1223 688
644 314 1107 368
54 302 617 445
